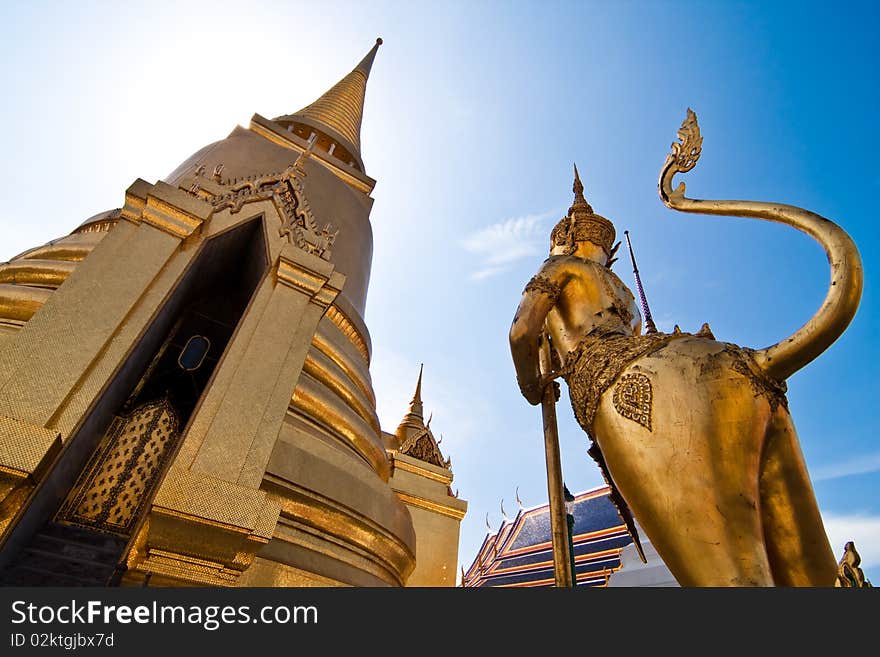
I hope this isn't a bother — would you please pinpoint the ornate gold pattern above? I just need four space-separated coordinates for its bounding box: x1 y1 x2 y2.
73 209 121 235
58 399 179 536
524 275 562 304
550 165 616 257
612 373 653 431
399 426 450 469
669 108 703 174
563 332 681 434
392 456 453 485
194 165 338 261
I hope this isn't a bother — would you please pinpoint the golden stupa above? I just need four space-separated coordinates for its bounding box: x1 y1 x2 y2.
0 39 466 587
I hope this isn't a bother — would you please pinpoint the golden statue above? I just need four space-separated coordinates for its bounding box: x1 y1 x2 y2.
510 110 863 586
835 542 872 587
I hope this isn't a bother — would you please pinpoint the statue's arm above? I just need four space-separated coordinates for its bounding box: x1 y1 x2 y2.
509 269 564 406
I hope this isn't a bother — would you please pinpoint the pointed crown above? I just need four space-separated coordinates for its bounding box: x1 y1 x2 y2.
550 164 616 257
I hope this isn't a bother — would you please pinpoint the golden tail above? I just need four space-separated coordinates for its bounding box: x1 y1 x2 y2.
658 109 863 381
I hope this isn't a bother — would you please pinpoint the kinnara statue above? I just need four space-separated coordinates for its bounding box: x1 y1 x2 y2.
509 110 863 586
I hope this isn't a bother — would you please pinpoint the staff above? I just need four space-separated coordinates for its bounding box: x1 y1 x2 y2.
624 230 658 334
538 333 573 587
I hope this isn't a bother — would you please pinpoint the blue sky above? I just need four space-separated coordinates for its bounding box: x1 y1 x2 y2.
1 0 877 584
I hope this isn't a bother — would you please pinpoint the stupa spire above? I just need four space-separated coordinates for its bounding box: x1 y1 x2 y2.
276 38 382 162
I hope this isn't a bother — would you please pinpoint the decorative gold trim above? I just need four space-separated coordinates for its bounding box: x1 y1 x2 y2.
310 327 375 406
249 119 375 195
301 350 380 434
120 180 150 223
391 453 452 484
264 477 415 586
142 196 204 239
612 373 653 431
275 258 330 297
325 304 370 363
291 373 389 481
394 491 466 520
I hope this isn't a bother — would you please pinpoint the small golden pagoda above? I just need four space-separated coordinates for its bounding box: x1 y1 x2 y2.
0 39 466 587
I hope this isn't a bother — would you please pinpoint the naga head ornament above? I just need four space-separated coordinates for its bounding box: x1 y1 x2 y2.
551 164 616 260
659 108 704 205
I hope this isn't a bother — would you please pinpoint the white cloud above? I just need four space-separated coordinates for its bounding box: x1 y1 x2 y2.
470 266 507 281
812 452 880 482
461 210 558 280
823 512 880 569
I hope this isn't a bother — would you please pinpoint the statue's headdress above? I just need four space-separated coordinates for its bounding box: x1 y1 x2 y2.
551 164 616 259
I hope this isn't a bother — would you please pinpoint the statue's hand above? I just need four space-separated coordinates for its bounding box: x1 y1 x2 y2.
518 374 561 405
540 372 561 399
518 379 543 406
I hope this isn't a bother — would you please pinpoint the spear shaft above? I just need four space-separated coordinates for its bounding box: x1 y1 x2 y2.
538 334 574 587
624 230 658 334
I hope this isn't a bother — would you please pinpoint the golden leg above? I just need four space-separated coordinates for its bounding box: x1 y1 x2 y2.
759 408 837 586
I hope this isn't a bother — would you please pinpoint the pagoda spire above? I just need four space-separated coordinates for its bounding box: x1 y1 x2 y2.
395 364 426 442
570 163 594 214
275 38 382 164
406 363 425 423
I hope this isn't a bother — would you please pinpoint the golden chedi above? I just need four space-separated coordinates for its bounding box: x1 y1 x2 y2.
0 39 465 587
510 110 863 586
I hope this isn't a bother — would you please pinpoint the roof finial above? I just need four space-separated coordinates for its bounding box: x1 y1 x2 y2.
570 163 593 214
406 364 424 420
395 364 426 442
573 163 584 197
354 37 383 78
412 363 423 406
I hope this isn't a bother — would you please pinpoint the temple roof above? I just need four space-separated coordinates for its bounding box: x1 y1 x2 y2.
462 486 633 587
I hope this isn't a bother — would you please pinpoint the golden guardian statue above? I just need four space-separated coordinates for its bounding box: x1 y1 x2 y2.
509 110 863 586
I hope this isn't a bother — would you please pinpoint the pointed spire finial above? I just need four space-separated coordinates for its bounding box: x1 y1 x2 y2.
354 37 383 78
570 163 593 214
396 364 428 443
274 39 383 170
407 364 424 420
412 363 423 405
